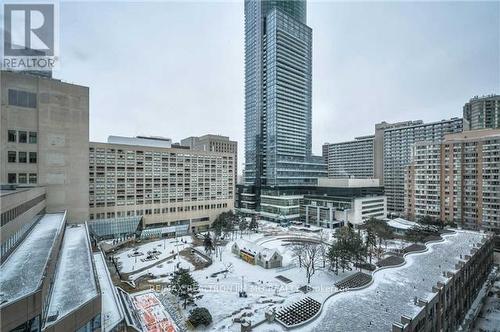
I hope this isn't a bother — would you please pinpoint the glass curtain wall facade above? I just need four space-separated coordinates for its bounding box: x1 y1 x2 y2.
244 0 325 188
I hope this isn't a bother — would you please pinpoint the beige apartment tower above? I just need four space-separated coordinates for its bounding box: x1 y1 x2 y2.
0 71 89 222
404 129 500 239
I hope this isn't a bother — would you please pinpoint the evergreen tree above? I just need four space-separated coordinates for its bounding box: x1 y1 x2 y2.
365 217 393 258
249 216 258 232
212 213 226 238
351 230 366 270
189 307 212 327
365 226 376 264
169 269 202 309
203 232 214 255
223 217 235 240
327 241 340 274
239 218 248 238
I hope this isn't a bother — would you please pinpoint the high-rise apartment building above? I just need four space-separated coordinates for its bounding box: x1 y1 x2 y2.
244 0 325 188
441 130 500 234
0 70 90 222
323 135 374 178
375 118 463 213
404 129 500 239
463 95 500 131
404 141 442 220
89 136 235 233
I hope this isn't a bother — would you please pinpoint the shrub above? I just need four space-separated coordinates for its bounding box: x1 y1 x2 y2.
188 307 212 327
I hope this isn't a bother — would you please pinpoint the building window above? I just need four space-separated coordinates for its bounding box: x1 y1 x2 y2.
18 131 27 143
29 173 37 184
8 151 16 162
18 173 27 184
8 89 37 108
8 130 16 142
29 132 37 144
29 152 37 163
8 173 16 184
18 152 27 163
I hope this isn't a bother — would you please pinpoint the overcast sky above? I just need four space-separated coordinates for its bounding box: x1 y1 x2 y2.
54 1 500 172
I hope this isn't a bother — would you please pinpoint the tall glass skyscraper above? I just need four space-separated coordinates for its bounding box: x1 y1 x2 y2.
244 0 326 188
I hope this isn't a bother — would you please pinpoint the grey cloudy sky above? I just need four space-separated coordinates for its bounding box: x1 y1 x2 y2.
54 1 500 172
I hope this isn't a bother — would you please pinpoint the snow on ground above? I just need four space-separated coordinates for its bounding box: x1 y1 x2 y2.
186 234 354 331
308 230 486 332
130 256 195 282
0 212 65 304
113 236 192 274
94 252 124 331
114 225 417 331
383 239 407 251
46 224 98 326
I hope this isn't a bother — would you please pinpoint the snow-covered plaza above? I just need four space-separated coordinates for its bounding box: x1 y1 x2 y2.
104 221 368 331
100 220 495 332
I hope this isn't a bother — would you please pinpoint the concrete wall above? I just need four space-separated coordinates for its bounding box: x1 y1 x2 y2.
43 296 101 332
0 211 65 332
1 71 89 223
0 187 46 255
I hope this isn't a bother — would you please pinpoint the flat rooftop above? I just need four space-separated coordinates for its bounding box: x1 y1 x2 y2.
0 212 66 306
45 224 98 326
317 178 381 188
310 230 487 331
93 252 124 332
0 186 34 197
107 135 172 148
386 217 419 230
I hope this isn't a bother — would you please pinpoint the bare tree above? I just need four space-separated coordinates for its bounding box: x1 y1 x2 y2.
318 232 328 268
292 242 321 284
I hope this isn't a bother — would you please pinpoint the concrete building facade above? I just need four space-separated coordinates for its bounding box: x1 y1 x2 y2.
323 135 374 179
463 95 500 131
1 71 90 222
0 186 46 260
181 134 238 183
89 136 235 232
0 205 101 332
375 118 463 214
302 178 386 227
404 141 442 220
404 130 500 241
251 178 386 225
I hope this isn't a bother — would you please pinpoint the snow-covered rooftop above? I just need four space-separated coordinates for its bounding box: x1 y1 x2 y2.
386 217 419 230
310 230 487 331
0 212 66 306
93 252 124 331
45 224 98 326
233 239 281 261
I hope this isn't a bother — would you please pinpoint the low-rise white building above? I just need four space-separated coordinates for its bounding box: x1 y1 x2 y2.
302 178 387 227
231 239 282 269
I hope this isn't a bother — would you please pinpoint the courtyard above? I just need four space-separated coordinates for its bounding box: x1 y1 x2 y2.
100 218 446 331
